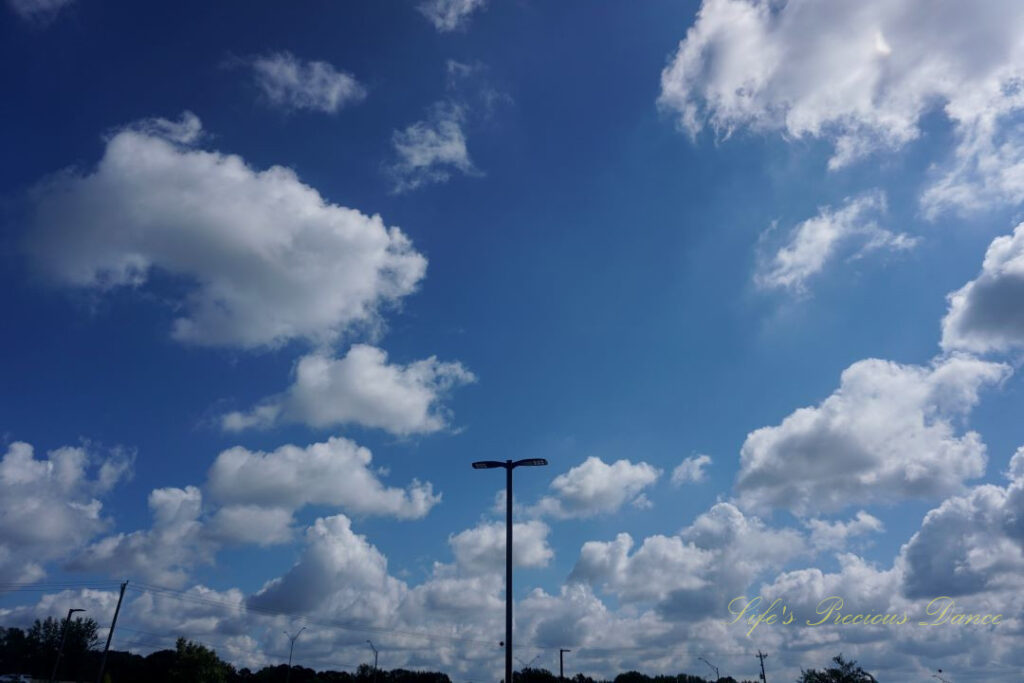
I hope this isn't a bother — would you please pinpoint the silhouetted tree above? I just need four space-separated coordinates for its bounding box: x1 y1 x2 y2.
169 637 234 683
514 667 559 683
0 616 100 679
0 626 30 674
798 654 877 683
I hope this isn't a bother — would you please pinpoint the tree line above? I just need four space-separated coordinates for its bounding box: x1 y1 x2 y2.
1 617 876 682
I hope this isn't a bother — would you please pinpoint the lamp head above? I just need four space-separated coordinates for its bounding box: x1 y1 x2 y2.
472 460 505 469
513 458 548 467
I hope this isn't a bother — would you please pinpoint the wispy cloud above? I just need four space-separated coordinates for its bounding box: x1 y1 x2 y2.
417 0 488 32
244 51 366 113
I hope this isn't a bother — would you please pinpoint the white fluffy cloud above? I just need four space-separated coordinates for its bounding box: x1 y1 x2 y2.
900 447 1024 599
65 436 436 588
69 485 215 587
756 192 917 292
659 0 1024 212
221 344 475 436
390 103 477 193
206 505 295 547
417 0 487 32
7 0 72 22
246 51 366 113
805 510 884 552
736 355 1009 515
570 502 804 621
532 456 661 519
26 112 426 349
206 437 440 520
448 520 553 575
749 455 1024 678
14 469 1024 682
942 222 1024 353
670 454 712 485
248 514 404 615
0 441 130 582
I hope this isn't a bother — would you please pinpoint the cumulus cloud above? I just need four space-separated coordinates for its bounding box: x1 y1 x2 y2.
25 112 426 350
245 51 366 113
448 520 553 575
69 486 214 587
206 505 295 547
221 344 475 436
248 514 404 615
66 436 435 587
570 502 804 621
670 454 712 485
759 552 904 627
15 472 1024 682
942 222 1024 353
805 511 885 552
7 0 72 22
206 437 440 520
736 355 1009 515
390 102 478 192
417 0 487 32
901 446 1024 599
531 456 661 519
659 0 1024 212
756 192 918 292
0 441 131 582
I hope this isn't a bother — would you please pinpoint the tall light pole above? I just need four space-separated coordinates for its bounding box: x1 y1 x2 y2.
49 607 85 683
559 649 571 680
471 458 548 683
698 656 719 682
367 640 380 683
366 640 378 669
284 627 306 683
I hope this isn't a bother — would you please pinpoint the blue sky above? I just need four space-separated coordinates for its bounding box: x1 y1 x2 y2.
3 1 1024 681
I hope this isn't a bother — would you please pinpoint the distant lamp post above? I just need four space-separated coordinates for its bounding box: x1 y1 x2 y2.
49 607 85 683
698 656 719 682
559 649 571 680
284 627 306 683
367 639 379 669
471 458 548 683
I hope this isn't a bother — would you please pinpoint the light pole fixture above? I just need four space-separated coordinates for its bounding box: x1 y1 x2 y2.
49 607 85 683
284 627 306 683
471 458 548 683
559 649 571 680
367 639 378 669
698 656 719 682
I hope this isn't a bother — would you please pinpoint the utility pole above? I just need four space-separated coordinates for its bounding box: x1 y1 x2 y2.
284 627 306 683
756 651 768 683
559 649 571 679
698 656 719 682
50 607 85 683
95 581 128 683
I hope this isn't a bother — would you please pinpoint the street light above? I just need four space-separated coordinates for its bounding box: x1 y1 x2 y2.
698 656 719 682
49 607 85 683
284 627 306 683
471 458 548 683
367 640 380 683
